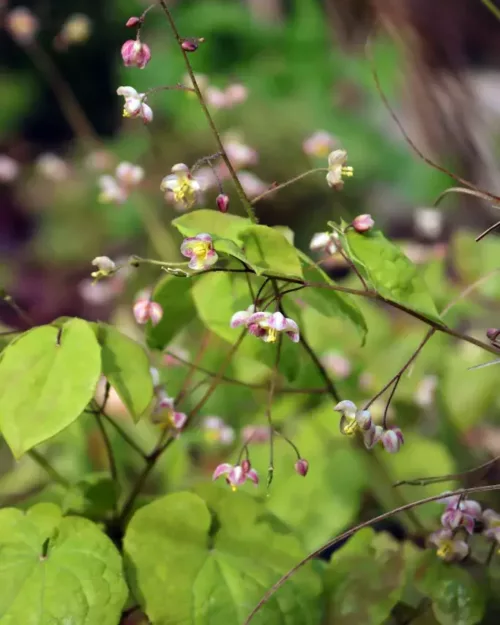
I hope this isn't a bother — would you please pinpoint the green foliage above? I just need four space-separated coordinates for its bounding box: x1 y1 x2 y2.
344 229 441 322
172 209 251 240
415 553 486 625
61 473 118 520
239 225 304 279
146 275 197 350
98 323 155 421
0 503 127 624
0 319 101 458
124 489 322 625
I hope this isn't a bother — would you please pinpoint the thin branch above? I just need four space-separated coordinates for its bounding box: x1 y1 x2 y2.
394 454 500 487
101 412 148 460
266 335 282 488
28 449 70 488
250 168 328 205
157 0 257 223
243 483 500 624
482 0 500 21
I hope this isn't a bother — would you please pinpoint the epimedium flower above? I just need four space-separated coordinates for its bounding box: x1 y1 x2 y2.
203 417 235 445
309 231 338 255
161 163 201 210
429 529 469 562
380 428 404 454
326 149 353 190
303 130 336 158
439 493 482 535
91 256 116 280
483 509 500 544
212 462 259 492
121 38 151 69
116 161 144 186
295 458 309 477
216 193 229 213
230 310 300 344
352 214 374 233
334 400 373 436
133 291 163 326
98 175 128 205
180 234 218 271
153 393 187 431
117 86 153 123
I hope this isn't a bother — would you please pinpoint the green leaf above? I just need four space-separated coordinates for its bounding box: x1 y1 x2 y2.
98 323 154 421
298 251 367 342
239 224 304 279
146 275 196 350
345 229 440 322
0 318 101 458
325 530 407 625
0 503 127 624
61 473 118 520
172 209 251 240
415 554 485 625
124 490 322 625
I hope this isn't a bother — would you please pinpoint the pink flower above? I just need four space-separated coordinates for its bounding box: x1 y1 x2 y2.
216 193 229 213
230 310 300 344
429 529 469 561
133 297 163 325
225 83 248 106
241 425 270 444
181 38 202 52
154 392 187 431
161 163 201 210
380 428 404 453
438 493 481 535
121 39 151 69
303 131 336 158
294 458 309 477
180 234 218 271
352 214 374 233
126 17 141 28
117 86 153 123
203 417 235 445
212 462 259 491
0 155 19 183
5 7 39 44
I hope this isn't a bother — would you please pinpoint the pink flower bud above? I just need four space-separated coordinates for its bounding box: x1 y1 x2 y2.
216 193 229 213
126 17 141 28
133 299 163 326
294 458 309 477
487 328 500 344
121 39 151 69
181 38 203 52
5 7 39 45
381 428 404 453
352 214 374 233
241 459 251 473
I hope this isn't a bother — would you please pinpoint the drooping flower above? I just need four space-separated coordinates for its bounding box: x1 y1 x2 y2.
161 163 201 210
5 7 39 44
133 293 163 325
203 417 235 445
117 86 153 123
216 193 229 213
483 509 500 543
116 162 144 186
352 214 374 233
212 462 259 491
91 256 116 279
380 428 404 454
429 528 469 562
438 493 482 535
326 149 353 190
98 175 128 205
303 131 336 158
153 392 187 431
309 231 338 255
295 458 309 477
121 39 151 69
180 234 218 271
230 310 300 344
334 400 373 436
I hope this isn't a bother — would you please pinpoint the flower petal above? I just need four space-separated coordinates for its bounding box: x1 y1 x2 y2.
334 400 357 417
172 411 187 430
228 465 246 486
133 300 150 324
117 86 138 97
212 463 233 480
268 312 287 331
230 310 251 328
246 469 259 485
149 302 163 326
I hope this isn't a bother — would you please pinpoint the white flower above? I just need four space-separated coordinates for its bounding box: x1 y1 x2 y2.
414 208 443 240
36 153 69 181
92 256 116 273
117 86 153 123
309 231 338 255
326 149 353 189
98 175 128 204
116 162 144 186
0 155 19 183
161 163 201 210
303 131 336 158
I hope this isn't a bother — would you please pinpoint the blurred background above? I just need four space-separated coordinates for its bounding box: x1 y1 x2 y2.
2 0 500 620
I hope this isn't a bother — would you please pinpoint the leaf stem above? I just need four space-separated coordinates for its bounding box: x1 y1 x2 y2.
157 0 257 223
250 168 328 205
482 0 500 20
28 449 70 488
101 412 148 460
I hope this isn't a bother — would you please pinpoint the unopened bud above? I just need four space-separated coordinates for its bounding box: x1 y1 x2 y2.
121 39 151 69
126 16 141 28
294 458 309 477
5 7 39 45
241 459 251 473
487 328 500 345
381 427 404 453
181 37 204 52
352 214 374 233
216 193 229 213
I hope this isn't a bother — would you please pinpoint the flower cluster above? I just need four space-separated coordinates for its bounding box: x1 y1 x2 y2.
230 307 300 344
212 460 259 491
161 163 201 211
133 289 163 326
98 162 144 205
334 400 404 453
117 87 153 123
180 234 218 271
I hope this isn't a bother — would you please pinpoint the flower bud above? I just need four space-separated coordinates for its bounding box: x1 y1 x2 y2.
5 7 39 45
355 409 372 431
352 214 374 233
126 17 141 28
181 38 204 52
381 427 404 453
121 39 151 69
59 13 92 46
0 155 19 183
216 193 229 213
487 328 500 345
241 459 251 473
364 424 383 450
294 458 309 477
92 256 116 273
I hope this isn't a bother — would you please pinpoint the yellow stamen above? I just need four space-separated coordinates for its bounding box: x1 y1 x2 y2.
266 327 278 343
231 484 237 492
191 241 209 258
341 417 359 436
437 541 453 559
342 166 354 178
